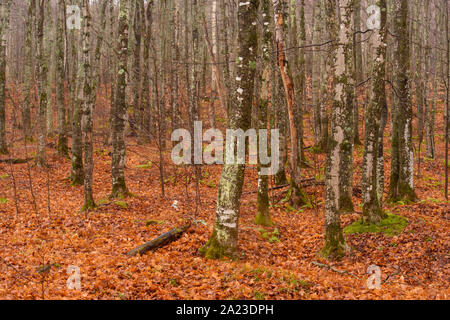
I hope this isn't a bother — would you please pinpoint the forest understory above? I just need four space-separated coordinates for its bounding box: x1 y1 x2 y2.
0 97 448 300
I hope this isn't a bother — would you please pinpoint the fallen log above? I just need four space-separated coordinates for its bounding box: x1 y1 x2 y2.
0 158 33 164
127 224 191 257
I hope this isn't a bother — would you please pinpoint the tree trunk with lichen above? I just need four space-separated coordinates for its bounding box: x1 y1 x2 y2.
312 0 322 147
200 0 259 260
80 0 95 210
56 0 68 156
23 0 35 143
320 0 352 261
0 0 11 155
353 0 363 145
424 0 435 160
388 0 417 203
111 0 130 199
80 0 107 210
70 0 84 185
140 0 152 143
133 0 143 144
273 71 288 185
337 0 355 214
255 0 272 227
36 0 48 167
317 0 329 153
362 0 388 224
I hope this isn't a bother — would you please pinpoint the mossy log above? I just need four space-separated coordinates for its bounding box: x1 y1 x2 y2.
0 158 33 164
127 224 191 256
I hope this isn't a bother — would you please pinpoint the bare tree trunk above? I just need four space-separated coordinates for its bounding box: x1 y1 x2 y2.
0 0 11 155
255 0 272 227
111 0 130 198
80 0 94 209
362 0 388 224
70 0 84 185
353 0 363 145
200 0 259 260
320 0 352 260
56 0 68 156
388 0 417 203
36 0 48 167
23 0 35 143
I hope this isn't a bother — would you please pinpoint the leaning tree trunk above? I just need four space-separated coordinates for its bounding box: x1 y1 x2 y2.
274 0 307 209
200 0 259 260
362 0 388 224
111 0 130 198
388 0 417 203
320 0 352 261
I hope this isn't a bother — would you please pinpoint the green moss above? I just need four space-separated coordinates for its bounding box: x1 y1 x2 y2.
81 200 96 212
339 194 354 213
135 161 153 169
318 240 347 261
344 213 408 236
255 211 273 227
146 219 165 226
199 228 238 260
114 201 128 209
254 291 265 300
318 222 348 261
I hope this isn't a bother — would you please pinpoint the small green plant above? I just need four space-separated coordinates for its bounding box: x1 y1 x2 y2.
0 174 9 180
259 228 281 243
0 198 8 204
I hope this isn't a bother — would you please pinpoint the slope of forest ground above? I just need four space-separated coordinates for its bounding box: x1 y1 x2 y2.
0 99 449 300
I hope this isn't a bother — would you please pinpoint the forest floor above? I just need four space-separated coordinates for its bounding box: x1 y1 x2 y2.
0 103 449 300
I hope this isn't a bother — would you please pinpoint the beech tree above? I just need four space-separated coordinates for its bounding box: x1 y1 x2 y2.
0 0 11 155
388 0 417 203
111 0 130 198
361 0 388 224
320 0 353 260
200 0 259 260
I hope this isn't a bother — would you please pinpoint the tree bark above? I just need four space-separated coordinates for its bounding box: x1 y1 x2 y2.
111 0 130 198
200 0 259 260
